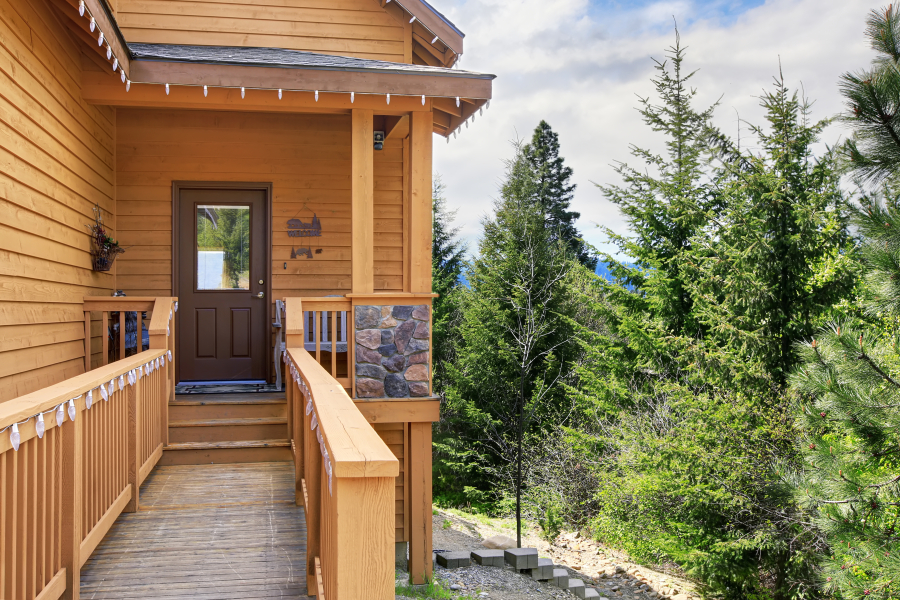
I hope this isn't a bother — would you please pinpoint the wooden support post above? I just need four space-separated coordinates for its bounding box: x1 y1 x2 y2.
101 312 109 367
83 311 91 373
136 311 143 352
408 422 433 584
352 109 374 294
125 374 140 513
410 111 433 294
286 357 294 441
60 415 82 600
118 311 126 361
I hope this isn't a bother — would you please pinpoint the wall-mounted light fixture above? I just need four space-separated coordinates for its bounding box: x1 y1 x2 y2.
374 131 385 151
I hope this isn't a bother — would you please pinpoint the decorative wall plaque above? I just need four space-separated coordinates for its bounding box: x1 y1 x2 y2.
287 214 322 238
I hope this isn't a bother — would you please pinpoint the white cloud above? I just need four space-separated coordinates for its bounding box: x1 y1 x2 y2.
432 0 878 257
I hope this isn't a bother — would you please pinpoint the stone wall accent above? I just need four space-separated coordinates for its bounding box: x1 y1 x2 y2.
355 304 430 398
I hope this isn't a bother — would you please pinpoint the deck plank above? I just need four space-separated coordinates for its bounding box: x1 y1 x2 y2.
80 462 309 599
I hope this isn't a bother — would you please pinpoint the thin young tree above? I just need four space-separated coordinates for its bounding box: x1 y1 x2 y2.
446 141 577 546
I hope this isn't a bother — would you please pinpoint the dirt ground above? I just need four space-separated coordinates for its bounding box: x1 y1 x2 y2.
396 509 700 600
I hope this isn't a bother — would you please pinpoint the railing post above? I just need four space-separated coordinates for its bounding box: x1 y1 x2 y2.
60 413 83 600
408 422 433 584
125 373 140 513
83 311 91 373
304 391 321 596
332 476 396 599
101 311 109 367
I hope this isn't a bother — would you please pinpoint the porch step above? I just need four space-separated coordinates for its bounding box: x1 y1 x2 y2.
169 393 287 420
159 439 293 466
168 417 288 443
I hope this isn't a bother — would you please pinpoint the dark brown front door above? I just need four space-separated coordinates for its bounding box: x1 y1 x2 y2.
176 187 269 382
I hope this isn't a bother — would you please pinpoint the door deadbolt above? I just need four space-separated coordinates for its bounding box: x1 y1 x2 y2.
258 279 264 285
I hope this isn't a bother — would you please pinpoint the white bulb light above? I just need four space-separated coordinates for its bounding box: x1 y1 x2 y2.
165 83 170 95
386 93 391 105
79 0 85 16
56 404 64 427
350 92 354 103
421 95 425 105
203 85 208 97
89 17 95 32
68 399 76 421
278 88 282 99
315 90 319 101
108 381 114 397
10 423 20 452
86 389 94 408
128 370 136 386
432 35 438 44
168 350 173 362
311 413 318 430
409 16 416 23
175 301 179 312
118 375 125 391
97 31 104 46
486 100 490 110
106 44 112 60
97 386 105 404
120 68 125 82
456 97 460 107
36 413 45 439
112 57 118 70
241 87 245 98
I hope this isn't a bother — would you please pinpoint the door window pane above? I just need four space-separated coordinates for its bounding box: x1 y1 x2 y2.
196 205 250 290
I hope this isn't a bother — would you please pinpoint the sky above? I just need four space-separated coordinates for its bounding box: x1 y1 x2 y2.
430 0 880 257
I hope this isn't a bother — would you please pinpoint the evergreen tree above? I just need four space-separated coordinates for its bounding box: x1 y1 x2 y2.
600 30 718 338
523 121 596 268
445 142 578 546
789 8 900 598
841 5 900 185
570 39 856 599
431 176 467 394
791 199 900 600
693 74 857 388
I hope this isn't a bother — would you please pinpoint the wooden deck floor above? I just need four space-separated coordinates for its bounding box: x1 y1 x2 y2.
81 462 309 599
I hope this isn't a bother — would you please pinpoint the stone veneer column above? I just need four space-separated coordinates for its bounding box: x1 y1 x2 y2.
354 305 430 398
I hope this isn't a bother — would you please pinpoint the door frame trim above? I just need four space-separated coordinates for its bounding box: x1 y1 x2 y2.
172 181 274 384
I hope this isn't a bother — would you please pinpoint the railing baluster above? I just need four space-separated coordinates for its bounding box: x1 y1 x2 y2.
101 312 109 367
83 311 91 374
119 312 126 361
331 311 337 379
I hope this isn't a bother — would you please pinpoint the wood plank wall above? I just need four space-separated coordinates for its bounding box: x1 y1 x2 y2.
116 0 407 63
116 108 406 299
373 422 407 542
0 0 116 403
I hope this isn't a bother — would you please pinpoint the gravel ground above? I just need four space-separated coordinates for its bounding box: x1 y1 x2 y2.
396 510 699 600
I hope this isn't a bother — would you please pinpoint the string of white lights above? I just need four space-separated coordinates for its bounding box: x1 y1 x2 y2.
285 354 334 495
4 328 175 450
77 0 129 85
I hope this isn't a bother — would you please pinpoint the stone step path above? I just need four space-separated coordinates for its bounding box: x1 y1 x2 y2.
436 547 604 598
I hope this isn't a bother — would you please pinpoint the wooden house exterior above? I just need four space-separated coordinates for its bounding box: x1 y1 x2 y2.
0 0 494 597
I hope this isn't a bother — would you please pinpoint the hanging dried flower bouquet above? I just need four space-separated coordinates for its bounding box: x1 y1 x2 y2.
88 205 124 272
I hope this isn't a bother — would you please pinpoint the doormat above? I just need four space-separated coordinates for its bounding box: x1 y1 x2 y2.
175 383 282 394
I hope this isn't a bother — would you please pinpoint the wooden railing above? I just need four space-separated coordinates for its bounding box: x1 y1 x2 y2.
283 298 398 600
285 297 352 390
0 300 175 600
83 296 177 405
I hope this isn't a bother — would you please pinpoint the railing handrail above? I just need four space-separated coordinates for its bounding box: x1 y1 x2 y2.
286 348 398 478
0 349 167 435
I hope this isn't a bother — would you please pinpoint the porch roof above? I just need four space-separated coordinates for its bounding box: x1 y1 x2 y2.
128 43 492 81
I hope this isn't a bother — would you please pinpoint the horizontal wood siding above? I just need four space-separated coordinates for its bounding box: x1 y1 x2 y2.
373 422 406 542
374 138 404 293
0 0 116 402
116 0 407 62
116 108 362 299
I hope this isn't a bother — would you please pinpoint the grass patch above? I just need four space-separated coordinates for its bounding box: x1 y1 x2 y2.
395 577 476 599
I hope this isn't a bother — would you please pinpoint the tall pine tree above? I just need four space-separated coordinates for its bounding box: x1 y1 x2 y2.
524 121 596 269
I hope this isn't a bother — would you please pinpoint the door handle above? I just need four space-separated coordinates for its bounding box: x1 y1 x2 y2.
256 292 265 299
